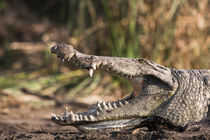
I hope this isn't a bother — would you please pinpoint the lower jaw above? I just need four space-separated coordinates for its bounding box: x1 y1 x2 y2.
74 118 146 132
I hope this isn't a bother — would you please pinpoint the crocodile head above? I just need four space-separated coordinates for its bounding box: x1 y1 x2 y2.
50 44 179 131
50 44 209 132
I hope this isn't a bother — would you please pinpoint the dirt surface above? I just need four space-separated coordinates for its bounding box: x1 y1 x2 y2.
0 105 210 140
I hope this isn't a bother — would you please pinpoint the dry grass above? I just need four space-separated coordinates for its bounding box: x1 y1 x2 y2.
138 0 210 68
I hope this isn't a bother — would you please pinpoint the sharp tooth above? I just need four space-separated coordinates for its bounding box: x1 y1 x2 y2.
113 103 118 108
63 107 71 117
103 104 108 110
89 115 96 121
101 102 108 110
65 106 69 112
98 106 103 111
75 115 79 121
119 101 123 107
54 46 57 49
92 63 96 70
124 101 129 105
69 112 75 121
79 114 83 120
55 115 59 120
89 69 94 77
71 115 75 122
62 59 65 62
83 115 88 121
107 102 113 110
96 111 99 116
97 102 101 108
70 111 74 115
102 101 106 106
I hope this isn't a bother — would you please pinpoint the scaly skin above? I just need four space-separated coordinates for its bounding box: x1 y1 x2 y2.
50 44 210 132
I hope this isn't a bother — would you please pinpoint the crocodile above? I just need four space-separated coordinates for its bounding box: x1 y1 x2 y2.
50 43 210 132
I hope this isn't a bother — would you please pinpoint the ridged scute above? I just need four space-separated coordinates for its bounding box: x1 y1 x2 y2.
158 70 209 127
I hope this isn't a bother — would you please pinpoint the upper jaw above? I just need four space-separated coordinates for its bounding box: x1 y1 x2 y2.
51 44 139 79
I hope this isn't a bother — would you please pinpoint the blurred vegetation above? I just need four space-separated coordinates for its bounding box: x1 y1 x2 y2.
17 0 209 68
0 0 209 106
20 0 142 58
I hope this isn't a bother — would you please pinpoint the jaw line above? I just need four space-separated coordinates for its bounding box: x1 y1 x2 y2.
75 118 146 131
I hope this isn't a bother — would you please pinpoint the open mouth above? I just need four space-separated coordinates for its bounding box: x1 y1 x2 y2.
50 44 176 131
